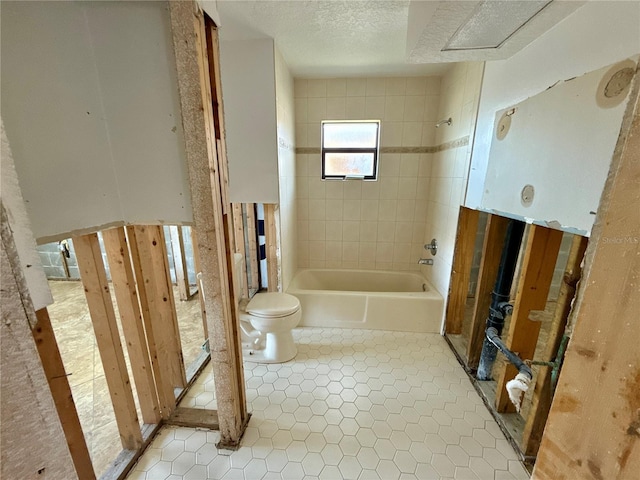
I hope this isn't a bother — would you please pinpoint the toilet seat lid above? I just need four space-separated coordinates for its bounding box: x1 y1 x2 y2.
246 293 300 318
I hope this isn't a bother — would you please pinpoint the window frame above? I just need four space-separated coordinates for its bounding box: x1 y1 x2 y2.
321 120 380 181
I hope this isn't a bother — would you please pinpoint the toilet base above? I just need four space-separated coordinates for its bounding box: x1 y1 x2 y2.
242 331 297 364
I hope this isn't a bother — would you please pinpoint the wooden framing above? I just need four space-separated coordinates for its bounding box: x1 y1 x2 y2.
102 227 161 424
72 233 143 451
533 76 640 480
190 226 209 339
130 225 186 391
169 1 248 447
33 308 95 479
522 234 588 457
169 226 192 301
166 407 220 430
495 225 563 412
264 203 280 292
466 214 511 369
245 203 260 292
446 207 481 334
232 203 249 298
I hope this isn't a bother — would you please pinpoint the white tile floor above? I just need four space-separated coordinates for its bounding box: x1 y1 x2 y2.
127 328 530 480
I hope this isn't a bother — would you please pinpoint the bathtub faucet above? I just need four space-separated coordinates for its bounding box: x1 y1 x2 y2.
418 258 434 265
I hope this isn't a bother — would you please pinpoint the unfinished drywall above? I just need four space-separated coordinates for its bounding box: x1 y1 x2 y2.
1 1 192 243
275 46 297 291
220 38 280 204
482 60 636 235
467 1 640 227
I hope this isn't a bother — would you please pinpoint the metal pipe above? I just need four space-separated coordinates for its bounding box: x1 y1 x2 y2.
477 219 525 380
485 327 532 379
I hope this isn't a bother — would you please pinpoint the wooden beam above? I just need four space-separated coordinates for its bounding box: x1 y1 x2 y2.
446 207 481 334
102 227 161 425
72 233 142 451
533 74 640 480
466 214 511 370
522 234 588 457
264 203 279 292
33 308 95 479
495 225 563 412
169 2 248 448
166 407 220 430
245 204 260 292
232 203 249 298
124 226 176 419
190 226 209 339
130 226 186 391
169 226 191 301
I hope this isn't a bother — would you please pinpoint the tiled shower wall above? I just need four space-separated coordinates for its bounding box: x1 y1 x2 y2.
294 76 441 271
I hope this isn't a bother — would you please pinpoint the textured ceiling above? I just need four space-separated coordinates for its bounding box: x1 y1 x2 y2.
215 0 586 78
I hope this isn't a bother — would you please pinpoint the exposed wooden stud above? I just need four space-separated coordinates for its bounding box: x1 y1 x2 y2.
124 226 176 419
102 227 161 425
232 203 249 298
264 203 279 292
190 226 209 339
534 78 640 480
466 214 511 370
166 407 220 430
169 1 248 448
522 234 588 457
245 204 260 292
72 233 142 451
495 225 563 412
169 226 191 301
446 207 481 334
130 226 186 391
33 308 95 479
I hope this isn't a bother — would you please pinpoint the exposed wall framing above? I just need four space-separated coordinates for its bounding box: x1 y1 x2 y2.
264 203 280 292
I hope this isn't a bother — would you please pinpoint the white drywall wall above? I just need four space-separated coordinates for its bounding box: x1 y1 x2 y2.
1 1 192 242
467 1 640 230
1 119 53 311
483 62 633 235
220 38 280 204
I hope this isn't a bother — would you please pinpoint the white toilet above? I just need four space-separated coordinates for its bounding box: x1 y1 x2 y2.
233 254 301 363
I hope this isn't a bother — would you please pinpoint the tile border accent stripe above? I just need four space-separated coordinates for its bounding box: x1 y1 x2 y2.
295 135 469 155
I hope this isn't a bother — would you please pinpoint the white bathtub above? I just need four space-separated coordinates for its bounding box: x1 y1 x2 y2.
287 269 444 333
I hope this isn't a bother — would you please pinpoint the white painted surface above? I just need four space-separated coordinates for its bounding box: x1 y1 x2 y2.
483 63 633 234
1 2 192 242
467 1 640 213
287 269 443 333
275 47 297 291
220 39 280 204
1 120 53 311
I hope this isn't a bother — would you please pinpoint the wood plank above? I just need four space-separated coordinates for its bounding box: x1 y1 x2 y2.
522 234 588 457
169 226 191 301
245 204 260 292
495 225 564 412
190 226 209 339
166 407 220 430
232 203 249 298
466 214 511 370
446 207 481 334
264 203 280 292
124 226 176 419
102 227 161 425
99 423 162 480
72 233 142 451
169 2 248 448
130 226 186 390
533 78 640 480
33 308 95 479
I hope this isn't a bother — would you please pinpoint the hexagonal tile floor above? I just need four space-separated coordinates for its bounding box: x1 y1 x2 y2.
127 328 529 480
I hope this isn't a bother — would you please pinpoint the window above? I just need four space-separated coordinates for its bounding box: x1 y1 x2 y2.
321 121 380 180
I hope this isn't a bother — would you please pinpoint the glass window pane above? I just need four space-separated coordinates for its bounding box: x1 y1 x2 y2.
323 122 378 148
325 152 375 177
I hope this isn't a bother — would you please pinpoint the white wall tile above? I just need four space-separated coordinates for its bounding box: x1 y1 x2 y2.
384 96 405 122
385 77 407 96
307 98 326 122
406 77 427 96
345 97 366 118
365 96 385 119
377 221 395 242
294 79 308 98
343 222 361 242
326 97 346 120
326 221 343 241
346 78 367 97
327 78 347 97
381 122 403 146
325 180 344 199
366 78 385 96
307 79 327 98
